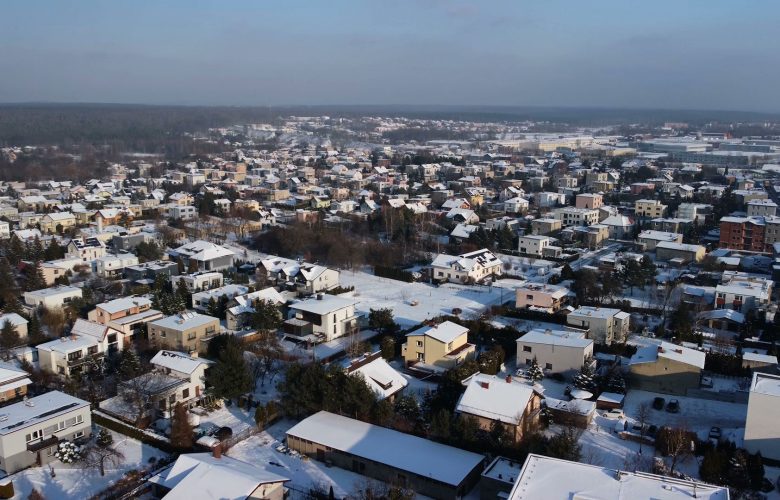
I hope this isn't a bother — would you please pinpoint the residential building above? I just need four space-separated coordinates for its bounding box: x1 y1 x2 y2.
715 272 773 314
108 350 213 422
457 373 542 443
566 306 630 345
39 258 81 286
169 240 235 272
66 237 107 263
149 453 289 500
628 342 705 396
286 411 484 499
514 283 569 313
148 312 221 354
552 207 599 227
0 362 32 405
575 193 602 210
516 328 593 376
226 287 285 331
0 391 91 474
345 352 407 402
745 372 780 461
88 296 163 336
655 241 706 263
0 314 28 341
260 258 340 295
23 285 82 310
124 260 179 283
634 199 667 218
677 203 711 223
637 230 682 251
37 320 127 376
285 295 358 342
39 212 76 234
402 321 475 370
191 284 249 312
719 216 766 253
95 253 139 278
747 199 778 217
480 457 524 500
517 235 552 257
507 454 729 500
170 272 223 292
530 218 562 236
503 197 529 214
430 248 503 284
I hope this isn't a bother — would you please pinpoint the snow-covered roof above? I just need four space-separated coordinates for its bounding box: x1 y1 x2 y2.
456 373 536 425
0 313 28 328
288 295 355 315
518 328 591 349
751 372 780 397
150 311 219 332
172 240 235 262
349 356 408 400
630 342 706 370
286 411 483 487
151 350 212 375
698 309 745 323
508 454 728 499
743 351 778 364
408 321 468 344
150 453 288 499
0 391 89 436
70 318 116 341
96 296 152 314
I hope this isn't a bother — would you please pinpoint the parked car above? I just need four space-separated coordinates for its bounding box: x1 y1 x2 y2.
666 399 680 413
603 409 625 419
652 397 665 410
709 426 722 440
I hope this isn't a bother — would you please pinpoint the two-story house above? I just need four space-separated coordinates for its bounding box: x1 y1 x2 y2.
0 391 91 474
66 237 107 263
402 321 475 370
169 240 235 272
226 288 285 331
88 296 163 336
516 328 594 376
430 248 503 284
566 306 631 345
514 283 570 313
37 319 127 376
285 295 358 342
24 285 82 310
0 362 32 405
148 312 221 354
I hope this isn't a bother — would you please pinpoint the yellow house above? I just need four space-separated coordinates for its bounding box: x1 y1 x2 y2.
40 212 76 234
402 321 475 369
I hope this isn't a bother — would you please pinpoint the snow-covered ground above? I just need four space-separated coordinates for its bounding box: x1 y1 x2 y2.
339 270 512 327
226 419 431 498
7 428 168 500
197 404 257 435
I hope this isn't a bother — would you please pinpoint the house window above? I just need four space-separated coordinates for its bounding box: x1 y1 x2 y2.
87 346 98 355
74 431 84 439
545 363 553 370
523 346 532 352
416 340 423 347
76 415 83 424
26 430 42 442
182 388 190 399
417 353 424 361
169 394 176 404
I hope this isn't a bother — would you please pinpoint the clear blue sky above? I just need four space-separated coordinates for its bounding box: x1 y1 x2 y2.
2 0 778 111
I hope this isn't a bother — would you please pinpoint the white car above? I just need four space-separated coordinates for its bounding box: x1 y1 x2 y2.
603 409 625 419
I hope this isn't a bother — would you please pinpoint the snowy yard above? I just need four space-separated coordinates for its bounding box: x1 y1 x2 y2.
339 270 512 327
197 404 257 435
226 420 431 498
6 428 168 500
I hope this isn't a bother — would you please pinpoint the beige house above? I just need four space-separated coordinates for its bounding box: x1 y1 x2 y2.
88 296 163 336
148 312 221 354
566 306 630 345
637 230 683 251
0 313 28 341
402 321 475 370
517 235 553 257
456 373 543 443
635 199 667 218
575 193 603 210
39 212 76 234
655 241 706 263
514 283 570 313
628 342 705 396
745 372 780 461
0 362 32 405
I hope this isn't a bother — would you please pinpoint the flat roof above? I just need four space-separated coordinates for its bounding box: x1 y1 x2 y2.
518 329 591 348
0 391 88 435
288 295 356 315
509 454 728 499
150 311 219 331
751 372 780 397
286 411 484 487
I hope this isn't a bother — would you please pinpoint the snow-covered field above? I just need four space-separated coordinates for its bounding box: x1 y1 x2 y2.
339 270 512 327
227 420 431 498
7 428 168 500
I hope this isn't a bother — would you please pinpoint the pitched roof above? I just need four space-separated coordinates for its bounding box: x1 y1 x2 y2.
456 373 536 425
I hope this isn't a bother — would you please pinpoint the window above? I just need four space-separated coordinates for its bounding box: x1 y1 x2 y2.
416 340 423 347
526 294 534 300
26 430 42 442
182 388 190 399
545 363 553 370
74 431 84 439
87 346 98 355
523 346 532 352
417 353 424 361
169 394 176 404
526 358 532 365
76 415 83 424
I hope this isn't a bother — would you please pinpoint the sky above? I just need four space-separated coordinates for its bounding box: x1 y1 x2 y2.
1 0 779 112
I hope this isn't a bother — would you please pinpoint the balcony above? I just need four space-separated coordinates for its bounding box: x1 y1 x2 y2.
27 435 59 452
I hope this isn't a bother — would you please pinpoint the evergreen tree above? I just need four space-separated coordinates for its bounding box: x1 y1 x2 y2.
187 258 200 274
7 237 25 265
119 350 142 380
250 299 283 332
206 337 253 400
368 308 397 335
27 237 44 262
24 263 47 292
170 402 194 450
606 372 626 394
527 357 544 382
27 314 45 344
2 295 24 316
546 427 582 461
176 256 185 274
0 257 18 305
573 364 596 392
96 428 113 447
175 279 191 308
0 320 20 359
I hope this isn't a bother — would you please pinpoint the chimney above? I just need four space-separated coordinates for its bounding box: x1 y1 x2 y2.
316 293 323 300
657 346 664 353
212 443 222 459
506 375 512 383
480 381 490 389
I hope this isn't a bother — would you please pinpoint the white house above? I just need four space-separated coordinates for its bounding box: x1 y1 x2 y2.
0 391 91 474
286 295 358 342
37 319 127 377
24 285 82 310
566 306 631 345
516 328 593 376
345 352 408 401
95 253 139 278
518 235 553 257
745 372 780 461
66 237 107 263
430 248 503 284
170 240 235 272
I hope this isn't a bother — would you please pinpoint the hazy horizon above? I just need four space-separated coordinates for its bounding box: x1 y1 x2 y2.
3 1 780 112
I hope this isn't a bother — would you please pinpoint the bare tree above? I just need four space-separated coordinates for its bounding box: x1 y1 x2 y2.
119 371 171 427
246 330 285 389
635 402 652 453
659 424 696 475
83 443 125 477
